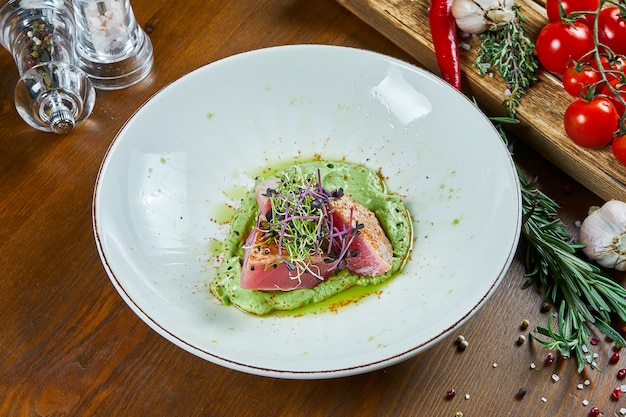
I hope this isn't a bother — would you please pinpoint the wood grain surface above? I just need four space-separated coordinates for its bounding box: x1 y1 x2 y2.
0 1 625 416
337 0 626 202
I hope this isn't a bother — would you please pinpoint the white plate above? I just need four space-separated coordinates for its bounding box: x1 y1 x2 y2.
93 45 521 379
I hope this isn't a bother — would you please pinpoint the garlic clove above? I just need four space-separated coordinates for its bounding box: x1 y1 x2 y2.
579 200 626 271
451 0 482 17
452 0 488 34
485 9 515 31
452 0 515 35
454 15 489 34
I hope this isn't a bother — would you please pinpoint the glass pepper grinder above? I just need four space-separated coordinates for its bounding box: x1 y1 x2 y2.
0 0 96 134
72 0 153 90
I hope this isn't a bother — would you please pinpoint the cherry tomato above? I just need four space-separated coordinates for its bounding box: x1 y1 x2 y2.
600 78 626 117
563 97 619 148
598 7 626 56
590 55 626 82
562 66 600 97
536 21 594 74
546 0 599 29
612 135 626 165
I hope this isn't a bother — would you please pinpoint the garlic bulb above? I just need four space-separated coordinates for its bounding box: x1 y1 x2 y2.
579 200 626 271
451 0 516 34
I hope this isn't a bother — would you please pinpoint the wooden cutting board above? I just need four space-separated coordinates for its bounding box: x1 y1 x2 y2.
337 0 626 202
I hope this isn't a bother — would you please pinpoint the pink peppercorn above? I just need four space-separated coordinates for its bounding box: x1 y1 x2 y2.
612 387 623 401
445 389 456 400
589 407 600 417
618 369 626 379
545 353 555 365
590 338 599 345
611 352 621 364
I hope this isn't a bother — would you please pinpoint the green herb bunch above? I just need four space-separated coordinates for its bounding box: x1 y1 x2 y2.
493 120 626 372
475 6 538 116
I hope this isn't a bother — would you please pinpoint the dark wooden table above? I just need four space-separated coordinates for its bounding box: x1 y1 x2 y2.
1 1 624 416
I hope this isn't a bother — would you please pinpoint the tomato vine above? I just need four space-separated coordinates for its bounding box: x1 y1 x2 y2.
538 0 626 160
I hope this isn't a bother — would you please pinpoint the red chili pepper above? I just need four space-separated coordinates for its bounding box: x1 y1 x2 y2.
428 0 461 90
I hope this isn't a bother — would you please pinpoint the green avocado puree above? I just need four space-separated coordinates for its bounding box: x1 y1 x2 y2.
209 161 413 315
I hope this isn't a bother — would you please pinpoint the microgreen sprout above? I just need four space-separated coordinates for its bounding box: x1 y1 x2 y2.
252 168 360 280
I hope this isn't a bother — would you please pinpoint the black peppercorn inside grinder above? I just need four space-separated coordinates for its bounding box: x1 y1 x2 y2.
0 0 95 134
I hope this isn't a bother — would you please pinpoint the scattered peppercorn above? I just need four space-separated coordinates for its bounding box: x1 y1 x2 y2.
563 183 572 193
611 352 621 364
520 319 530 330
589 407 600 417
541 302 551 312
613 387 623 401
516 388 527 400
590 338 600 345
457 339 469 350
517 334 526 345
545 353 555 365
446 389 456 400
456 335 466 344
618 369 626 379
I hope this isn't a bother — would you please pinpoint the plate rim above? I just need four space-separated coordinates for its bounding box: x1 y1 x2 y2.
92 44 522 379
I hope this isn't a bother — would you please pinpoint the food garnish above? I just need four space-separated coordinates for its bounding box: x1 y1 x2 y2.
522 161 626 372
472 4 537 115
240 168 393 291
494 119 626 372
209 161 412 315
428 0 537 114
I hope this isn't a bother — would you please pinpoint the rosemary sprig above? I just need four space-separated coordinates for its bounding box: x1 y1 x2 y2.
493 120 626 372
475 6 538 116
520 168 626 371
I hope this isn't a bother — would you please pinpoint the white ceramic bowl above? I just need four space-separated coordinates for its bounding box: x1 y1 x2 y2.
93 45 521 379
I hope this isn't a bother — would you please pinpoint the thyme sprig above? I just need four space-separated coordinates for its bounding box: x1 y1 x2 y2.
475 5 538 116
493 119 626 372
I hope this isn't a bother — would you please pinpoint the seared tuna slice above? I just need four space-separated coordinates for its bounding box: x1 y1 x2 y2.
239 177 393 291
254 177 280 221
329 195 393 277
239 226 334 290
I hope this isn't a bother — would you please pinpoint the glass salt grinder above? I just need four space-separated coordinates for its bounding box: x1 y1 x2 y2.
0 0 96 134
72 0 153 90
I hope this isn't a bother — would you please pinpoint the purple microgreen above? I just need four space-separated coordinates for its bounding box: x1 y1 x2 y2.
262 187 276 197
251 167 365 280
